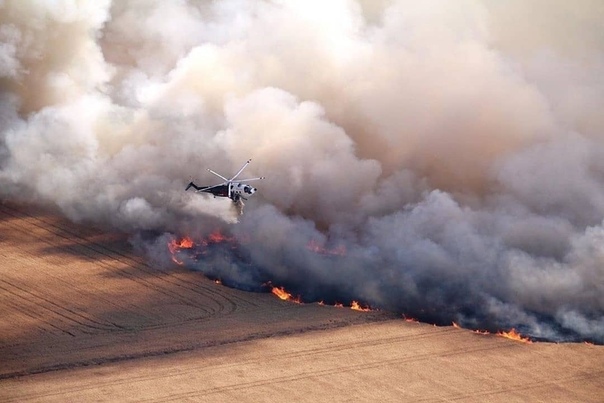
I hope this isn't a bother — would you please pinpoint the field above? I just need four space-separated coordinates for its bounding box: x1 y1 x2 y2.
0 202 602 402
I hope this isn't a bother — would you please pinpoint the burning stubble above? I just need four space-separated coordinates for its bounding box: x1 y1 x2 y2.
1 0 603 343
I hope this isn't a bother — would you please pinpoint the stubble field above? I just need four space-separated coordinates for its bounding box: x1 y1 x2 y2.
0 202 602 402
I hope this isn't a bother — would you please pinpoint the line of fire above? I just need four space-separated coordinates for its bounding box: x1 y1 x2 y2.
168 230 536 344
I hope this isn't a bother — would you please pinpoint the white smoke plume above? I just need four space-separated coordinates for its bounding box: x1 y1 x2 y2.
1 0 603 342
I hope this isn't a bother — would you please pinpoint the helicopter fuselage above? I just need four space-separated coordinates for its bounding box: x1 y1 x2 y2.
185 159 263 204
187 182 257 202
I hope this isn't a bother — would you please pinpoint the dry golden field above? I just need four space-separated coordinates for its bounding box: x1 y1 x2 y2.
0 202 602 402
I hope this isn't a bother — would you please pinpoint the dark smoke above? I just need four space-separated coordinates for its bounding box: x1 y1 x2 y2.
1 0 603 343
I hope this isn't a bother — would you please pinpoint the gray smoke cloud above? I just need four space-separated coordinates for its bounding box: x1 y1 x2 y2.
1 0 603 342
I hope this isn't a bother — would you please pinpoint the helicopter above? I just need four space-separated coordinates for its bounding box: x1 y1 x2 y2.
185 159 265 203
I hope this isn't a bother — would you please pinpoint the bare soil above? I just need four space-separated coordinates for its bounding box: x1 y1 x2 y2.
0 202 602 402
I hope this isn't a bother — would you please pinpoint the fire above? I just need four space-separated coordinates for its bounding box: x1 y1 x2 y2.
403 315 419 323
497 328 532 343
270 286 302 303
168 236 195 265
268 286 371 310
351 301 372 312
168 237 194 254
167 229 239 265
455 324 531 343
271 286 292 300
205 230 235 245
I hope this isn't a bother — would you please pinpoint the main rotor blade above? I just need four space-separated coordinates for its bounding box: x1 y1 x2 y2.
233 177 265 183
230 159 252 181
208 169 229 182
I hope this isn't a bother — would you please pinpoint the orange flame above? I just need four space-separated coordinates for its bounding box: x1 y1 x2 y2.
457 325 529 342
199 230 236 247
452 321 460 328
270 286 302 303
167 230 239 265
497 328 532 343
351 301 372 312
403 315 419 323
334 302 344 308
168 237 194 253
271 286 292 301
208 230 232 243
168 236 195 265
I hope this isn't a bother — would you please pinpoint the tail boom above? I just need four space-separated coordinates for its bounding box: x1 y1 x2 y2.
186 181 204 191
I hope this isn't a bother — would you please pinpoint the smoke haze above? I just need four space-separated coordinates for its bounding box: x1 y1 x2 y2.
1 0 603 342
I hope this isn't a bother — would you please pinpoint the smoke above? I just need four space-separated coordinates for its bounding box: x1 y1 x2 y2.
1 0 603 342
